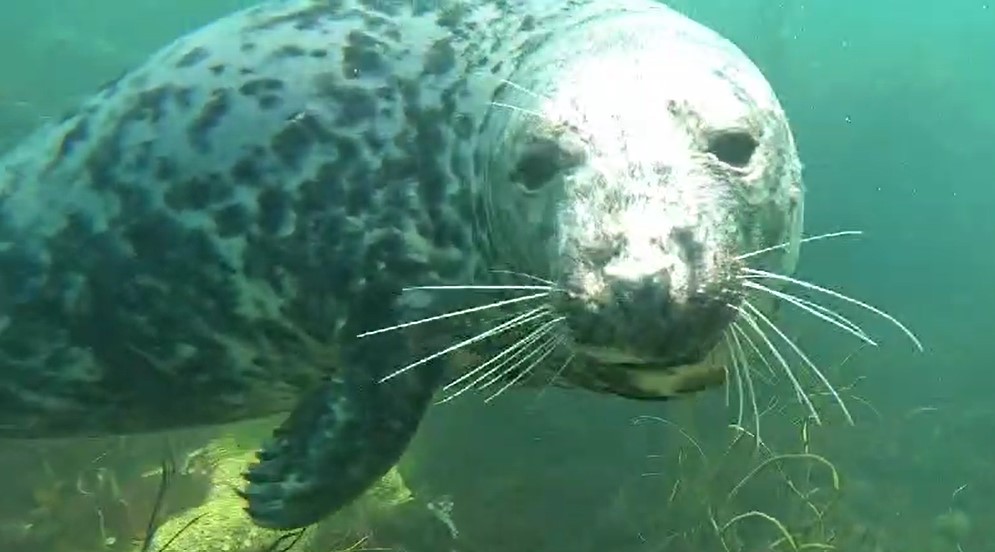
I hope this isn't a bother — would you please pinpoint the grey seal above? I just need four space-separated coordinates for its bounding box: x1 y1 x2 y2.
0 0 921 531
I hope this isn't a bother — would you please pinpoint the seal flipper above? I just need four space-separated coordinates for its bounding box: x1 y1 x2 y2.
241 337 444 530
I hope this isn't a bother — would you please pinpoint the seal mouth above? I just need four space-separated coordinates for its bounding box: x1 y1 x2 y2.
574 345 674 371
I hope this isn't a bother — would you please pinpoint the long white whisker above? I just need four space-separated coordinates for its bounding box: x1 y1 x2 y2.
499 78 552 102
404 284 553 292
477 325 562 392
791 294 873 340
732 320 778 381
485 336 563 403
438 316 562 403
730 325 762 448
735 230 864 261
439 311 553 394
490 101 548 121
378 305 550 383
742 301 854 425
534 351 576 403
741 267 923 351
724 334 745 429
743 280 878 347
358 291 549 338
489 269 558 287
730 303 821 425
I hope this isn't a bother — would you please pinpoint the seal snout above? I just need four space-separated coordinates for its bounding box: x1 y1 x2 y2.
557 227 736 368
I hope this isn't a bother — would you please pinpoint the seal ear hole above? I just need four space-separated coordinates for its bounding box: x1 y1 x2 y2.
513 138 579 191
707 130 758 168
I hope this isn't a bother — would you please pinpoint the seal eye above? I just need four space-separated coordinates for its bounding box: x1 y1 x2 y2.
707 130 758 168
513 138 576 190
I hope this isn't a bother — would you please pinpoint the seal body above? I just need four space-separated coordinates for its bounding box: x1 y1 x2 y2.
0 0 803 530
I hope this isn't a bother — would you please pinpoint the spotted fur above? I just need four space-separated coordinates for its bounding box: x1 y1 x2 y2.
0 0 803 530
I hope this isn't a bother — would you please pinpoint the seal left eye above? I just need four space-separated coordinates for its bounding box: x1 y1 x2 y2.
707 130 758 168
513 138 577 190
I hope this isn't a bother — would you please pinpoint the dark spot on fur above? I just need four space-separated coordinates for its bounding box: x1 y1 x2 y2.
423 39 456 75
258 95 282 110
174 87 194 109
250 2 341 31
155 157 178 181
310 49 328 58
332 87 376 127
84 133 123 191
126 85 173 124
239 78 285 97
187 89 231 153
342 31 386 78
176 47 210 68
58 117 91 158
520 15 537 31
210 64 227 76
454 114 474 140
213 203 252 238
270 121 315 169
165 175 232 211
97 71 126 96
231 153 262 185
273 44 307 59
132 140 155 172
436 4 469 30
241 42 257 53
257 187 293 235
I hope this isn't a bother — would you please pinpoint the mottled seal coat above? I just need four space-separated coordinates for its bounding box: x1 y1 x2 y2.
0 0 804 530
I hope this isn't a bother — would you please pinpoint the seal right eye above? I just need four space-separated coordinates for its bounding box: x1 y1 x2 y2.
706 130 758 168
512 137 577 190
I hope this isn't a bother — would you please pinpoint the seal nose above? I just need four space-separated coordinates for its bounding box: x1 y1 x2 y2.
559 265 678 353
606 270 674 324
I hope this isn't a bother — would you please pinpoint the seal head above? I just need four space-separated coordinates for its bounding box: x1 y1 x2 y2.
482 6 803 398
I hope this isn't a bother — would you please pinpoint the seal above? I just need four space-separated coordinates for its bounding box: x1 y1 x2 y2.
0 0 921 531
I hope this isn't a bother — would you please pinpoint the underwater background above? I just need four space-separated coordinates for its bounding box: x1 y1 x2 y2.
1 0 993 551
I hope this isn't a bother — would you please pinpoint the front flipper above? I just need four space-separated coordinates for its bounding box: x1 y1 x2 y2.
241 335 444 530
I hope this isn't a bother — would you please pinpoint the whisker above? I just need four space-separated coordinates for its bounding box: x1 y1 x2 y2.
742 301 854 425
490 101 548 121
730 303 822 425
357 291 549 338
741 267 923 351
378 305 551 383
735 230 863 261
743 280 877 346
403 284 554 292
439 311 553 395
485 336 563 402
732 320 778 381
437 316 561 403
730 325 762 448
724 334 745 429
498 78 552 102
790 294 872 340
534 351 577 402
477 324 562 392
489 269 558 287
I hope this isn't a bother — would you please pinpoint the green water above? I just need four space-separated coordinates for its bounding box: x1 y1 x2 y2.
0 1 993 551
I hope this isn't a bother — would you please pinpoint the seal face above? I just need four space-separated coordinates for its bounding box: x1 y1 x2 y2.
0 0 836 531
